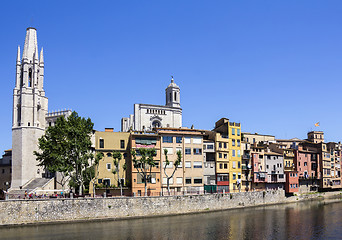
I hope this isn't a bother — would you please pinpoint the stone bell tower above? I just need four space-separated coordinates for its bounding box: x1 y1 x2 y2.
11 27 48 189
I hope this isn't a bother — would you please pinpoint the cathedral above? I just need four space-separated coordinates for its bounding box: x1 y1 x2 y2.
10 28 70 191
121 77 182 131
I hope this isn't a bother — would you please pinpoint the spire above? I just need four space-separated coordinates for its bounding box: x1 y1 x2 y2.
22 27 38 60
39 47 44 64
16 46 21 64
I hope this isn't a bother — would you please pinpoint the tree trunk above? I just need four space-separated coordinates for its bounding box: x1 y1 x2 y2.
167 178 170 195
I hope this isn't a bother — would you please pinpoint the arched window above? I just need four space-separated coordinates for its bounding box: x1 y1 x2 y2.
28 68 32 87
174 92 177 101
152 120 161 128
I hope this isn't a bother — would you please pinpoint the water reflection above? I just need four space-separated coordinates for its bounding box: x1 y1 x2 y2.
1 199 342 240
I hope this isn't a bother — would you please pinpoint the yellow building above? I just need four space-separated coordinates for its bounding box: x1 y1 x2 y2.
89 129 130 196
212 118 242 192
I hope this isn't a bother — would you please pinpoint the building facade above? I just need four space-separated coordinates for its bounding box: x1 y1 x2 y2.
121 78 182 132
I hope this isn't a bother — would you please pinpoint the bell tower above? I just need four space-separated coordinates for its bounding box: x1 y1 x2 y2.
165 76 180 108
11 28 48 189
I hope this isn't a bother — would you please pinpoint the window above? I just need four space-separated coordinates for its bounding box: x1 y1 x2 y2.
237 150 241 157
106 163 111 170
194 178 202 184
163 177 173 184
193 137 202 144
232 139 235 146
219 153 222 158
163 136 173 143
120 140 125 149
185 148 191 155
98 179 102 184
184 137 191 144
176 137 182 143
232 150 236 157
99 139 104 148
233 162 236 169
232 128 235 135
186 178 191 184
193 161 202 168
237 140 240 147
193 148 202 155
176 177 183 184
224 154 227 159
237 129 240 136
219 142 222 148
304 162 307 166
106 153 112 157
185 161 191 168
267 165 269 169
224 163 228 169
207 144 214 150
224 143 227 148
220 163 223 169
238 173 241 179
238 161 241 169
233 173 236 180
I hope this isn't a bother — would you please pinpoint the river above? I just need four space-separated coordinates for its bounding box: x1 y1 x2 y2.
1 199 342 240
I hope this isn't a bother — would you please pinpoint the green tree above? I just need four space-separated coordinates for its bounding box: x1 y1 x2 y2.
89 152 104 196
112 151 127 196
163 149 182 195
34 111 94 195
131 148 156 196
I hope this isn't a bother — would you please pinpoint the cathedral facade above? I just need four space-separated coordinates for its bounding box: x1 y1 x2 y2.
121 78 182 132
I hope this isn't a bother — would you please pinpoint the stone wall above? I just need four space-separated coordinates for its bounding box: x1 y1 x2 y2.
0 190 286 225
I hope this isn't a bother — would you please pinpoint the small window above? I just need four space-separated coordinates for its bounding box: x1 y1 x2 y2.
99 139 104 148
193 148 202 155
232 128 235 135
98 179 103 184
219 153 222 158
219 142 222 148
184 137 191 144
193 137 202 144
120 140 125 149
107 153 112 157
193 161 202 168
194 178 202 184
233 173 236 180
185 161 191 168
237 140 240 147
224 163 228 169
28 122 30 126
224 154 227 159
163 136 173 143
106 163 111 170
233 161 236 169
185 148 191 155
232 150 236 157
176 137 182 143
185 178 191 184
232 139 235 146
220 163 223 169
176 177 183 184
238 161 241 169
237 129 240 136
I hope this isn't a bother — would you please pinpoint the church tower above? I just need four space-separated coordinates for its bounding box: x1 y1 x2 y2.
165 76 181 108
11 28 48 189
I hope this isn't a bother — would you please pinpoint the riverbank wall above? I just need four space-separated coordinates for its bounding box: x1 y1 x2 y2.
0 190 341 226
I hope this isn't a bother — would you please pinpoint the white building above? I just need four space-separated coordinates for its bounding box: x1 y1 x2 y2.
121 78 182 131
10 28 70 191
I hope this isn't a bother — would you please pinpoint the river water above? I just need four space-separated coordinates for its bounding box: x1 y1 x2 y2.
1 199 342 240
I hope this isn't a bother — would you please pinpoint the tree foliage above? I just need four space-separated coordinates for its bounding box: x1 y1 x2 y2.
34 111 94 194
131 148 156 196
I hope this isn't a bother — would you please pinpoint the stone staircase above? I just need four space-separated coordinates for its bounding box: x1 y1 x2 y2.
8 178 53 198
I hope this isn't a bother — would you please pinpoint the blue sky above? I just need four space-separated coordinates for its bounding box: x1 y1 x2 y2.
1 1 342 152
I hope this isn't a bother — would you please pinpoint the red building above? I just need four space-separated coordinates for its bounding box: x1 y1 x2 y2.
285 171 299 194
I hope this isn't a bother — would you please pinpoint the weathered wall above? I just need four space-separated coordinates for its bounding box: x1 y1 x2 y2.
0 190 286 225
